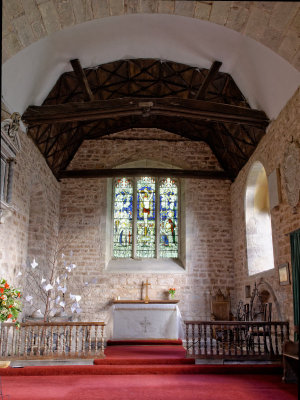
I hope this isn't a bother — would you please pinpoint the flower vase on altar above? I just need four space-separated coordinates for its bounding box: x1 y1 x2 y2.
168 288 176 301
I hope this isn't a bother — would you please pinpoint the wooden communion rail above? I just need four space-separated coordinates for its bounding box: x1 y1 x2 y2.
0 322 106 360
184 321 289 360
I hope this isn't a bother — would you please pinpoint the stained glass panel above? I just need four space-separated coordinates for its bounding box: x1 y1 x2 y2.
159 178 178 258
113 178 133 258
136 177 156 258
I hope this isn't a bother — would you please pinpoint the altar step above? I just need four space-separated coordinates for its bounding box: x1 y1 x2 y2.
107 339 183 346
1 364 282 376
104 344 186 359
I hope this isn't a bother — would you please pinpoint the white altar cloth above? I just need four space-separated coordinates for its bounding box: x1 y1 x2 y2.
111 304 184 340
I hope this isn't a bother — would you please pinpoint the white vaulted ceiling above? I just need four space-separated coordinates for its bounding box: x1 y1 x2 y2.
2 14 300 121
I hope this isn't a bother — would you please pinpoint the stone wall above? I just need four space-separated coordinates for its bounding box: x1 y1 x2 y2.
231 87 300 333
2 1 299 70
60 129 234 323
0 120 60 296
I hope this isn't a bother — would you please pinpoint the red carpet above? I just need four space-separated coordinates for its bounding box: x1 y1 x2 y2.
104 344 187 359
1 374 297 400
94 357 195 365
0 363 284 376
0 343 297 399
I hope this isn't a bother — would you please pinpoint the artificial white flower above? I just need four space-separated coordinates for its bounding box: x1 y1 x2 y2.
70 293 81 302
31 259 38 269
44 284 53 292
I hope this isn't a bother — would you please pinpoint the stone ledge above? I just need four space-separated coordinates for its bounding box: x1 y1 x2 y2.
105 258 185 274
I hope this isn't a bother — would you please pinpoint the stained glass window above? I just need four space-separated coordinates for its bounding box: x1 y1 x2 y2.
113 176 179 259
113 178 133 258
136 177 156 258
159 178 178 258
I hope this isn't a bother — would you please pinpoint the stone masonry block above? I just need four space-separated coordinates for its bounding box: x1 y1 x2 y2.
278 29 300 64
124 0 139 14
292 50 300 71
54 0 75 28
3 0 25 19
91 0 110 19
174 1 195 18
2 7 15 37
244 6 270 42
253 1 276 12
157 0 174 14
226 5 250 33
291 8 300 33
3 33 23 59
269 2 299 32
139 0 158 13
31 18 47 40
2 45 10 65
21 0 41 23
13 15 36 47
261 26 284 53
38 1 61 34
194 2 211 21
109 0 124 16
72 0 93 23
209 1 231 26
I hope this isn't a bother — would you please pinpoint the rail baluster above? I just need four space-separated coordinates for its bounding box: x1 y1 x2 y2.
185 323 189 355
198 324 201 355
203 323 207 356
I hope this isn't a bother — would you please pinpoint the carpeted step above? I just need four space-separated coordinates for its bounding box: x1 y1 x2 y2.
104 344 186 359
0 364 283 376
94 358 195 365
106 339 183 346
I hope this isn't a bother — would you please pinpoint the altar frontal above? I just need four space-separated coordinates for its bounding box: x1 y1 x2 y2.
111 303 184 340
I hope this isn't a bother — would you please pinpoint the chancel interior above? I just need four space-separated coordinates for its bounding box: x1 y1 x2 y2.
0 2 299 396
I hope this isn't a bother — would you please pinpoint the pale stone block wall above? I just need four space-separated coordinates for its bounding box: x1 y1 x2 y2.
0 128 60 293
59 129 234 323
231 87 300 332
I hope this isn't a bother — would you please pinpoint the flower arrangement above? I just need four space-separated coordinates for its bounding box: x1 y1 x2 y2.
168 288 176 298
19 234 96 322
0 279 22 327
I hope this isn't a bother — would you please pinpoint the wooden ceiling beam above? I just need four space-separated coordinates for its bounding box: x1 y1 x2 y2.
196 61 222 100
58 168 231 180
70 59 94 101
22 97 269 128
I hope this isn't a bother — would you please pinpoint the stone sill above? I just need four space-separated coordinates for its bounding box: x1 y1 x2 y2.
105 258 185 274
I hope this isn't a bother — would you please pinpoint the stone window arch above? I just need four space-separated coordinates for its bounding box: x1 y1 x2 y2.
245 161 275 276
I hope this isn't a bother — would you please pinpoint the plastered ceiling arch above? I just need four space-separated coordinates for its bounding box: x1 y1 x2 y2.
3 1 299 70
2 14 300 120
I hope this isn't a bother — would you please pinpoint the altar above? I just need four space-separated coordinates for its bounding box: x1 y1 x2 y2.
110 301 184 340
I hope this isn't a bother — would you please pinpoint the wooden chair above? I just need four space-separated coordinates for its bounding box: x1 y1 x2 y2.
210 288 232 322
210 289 233 342
246 283 273 354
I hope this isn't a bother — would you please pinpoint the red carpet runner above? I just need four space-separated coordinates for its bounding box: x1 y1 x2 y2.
0 340 298 399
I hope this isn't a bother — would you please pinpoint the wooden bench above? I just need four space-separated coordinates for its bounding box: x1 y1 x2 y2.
282 341 299 383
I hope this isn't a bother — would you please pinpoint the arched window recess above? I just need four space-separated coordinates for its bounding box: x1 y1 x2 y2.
245 161 275 276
